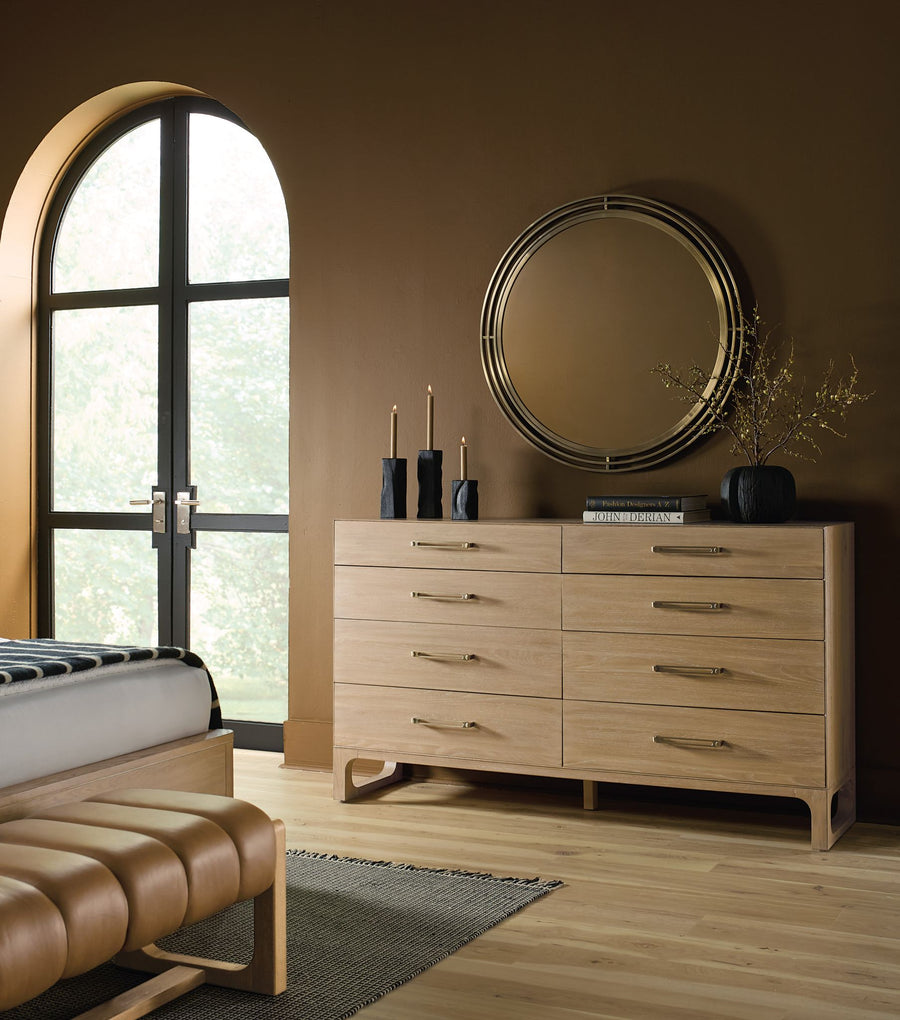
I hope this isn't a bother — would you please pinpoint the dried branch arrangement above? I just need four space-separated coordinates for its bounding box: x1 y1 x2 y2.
652 309 872 466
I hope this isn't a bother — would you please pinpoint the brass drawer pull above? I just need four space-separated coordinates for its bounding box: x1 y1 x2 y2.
411 650 476 661
653 735 727 749
411 717 477 729
651 600 725 611
651 545 724 555
410 540 477 550
411 591 476 601
652 664 725 676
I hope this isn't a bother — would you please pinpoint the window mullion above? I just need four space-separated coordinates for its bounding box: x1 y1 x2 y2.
168 100 192 648
155 100 179 645
45 287 160 311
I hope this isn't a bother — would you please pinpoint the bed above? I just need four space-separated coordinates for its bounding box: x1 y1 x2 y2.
0 638 234 822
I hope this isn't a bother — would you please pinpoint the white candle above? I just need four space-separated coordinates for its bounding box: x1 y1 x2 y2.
460 436 467 480
426 385 434 451
390 405 397 459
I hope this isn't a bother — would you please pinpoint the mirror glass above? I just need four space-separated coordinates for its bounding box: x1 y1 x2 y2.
481 195 743 471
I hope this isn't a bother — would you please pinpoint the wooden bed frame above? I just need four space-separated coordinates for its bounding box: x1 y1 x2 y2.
0 728 234 823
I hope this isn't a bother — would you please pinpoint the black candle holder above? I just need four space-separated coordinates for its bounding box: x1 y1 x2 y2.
451 479 478 520
380 458 407 519
417 450 443 519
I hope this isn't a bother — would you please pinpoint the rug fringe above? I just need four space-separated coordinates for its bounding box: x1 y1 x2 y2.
286 847 564 889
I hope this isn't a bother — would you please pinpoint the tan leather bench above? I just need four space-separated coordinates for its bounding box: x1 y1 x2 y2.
0 788 286 1018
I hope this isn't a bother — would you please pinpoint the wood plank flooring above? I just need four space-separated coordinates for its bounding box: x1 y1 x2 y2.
233 750 900 1020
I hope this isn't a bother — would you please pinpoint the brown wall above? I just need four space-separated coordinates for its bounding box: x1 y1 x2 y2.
1 1 898 820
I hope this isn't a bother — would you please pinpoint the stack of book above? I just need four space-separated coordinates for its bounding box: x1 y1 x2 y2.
583 494 710 524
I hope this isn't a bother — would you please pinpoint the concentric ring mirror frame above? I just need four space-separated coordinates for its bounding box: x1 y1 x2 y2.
480 194 744 471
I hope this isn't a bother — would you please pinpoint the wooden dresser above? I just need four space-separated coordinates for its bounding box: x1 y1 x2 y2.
333 519 855 849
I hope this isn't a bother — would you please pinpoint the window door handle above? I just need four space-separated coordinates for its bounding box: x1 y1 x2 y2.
175 491 200 534
129 490 166 534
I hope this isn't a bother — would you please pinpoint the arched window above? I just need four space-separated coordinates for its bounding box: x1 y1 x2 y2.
38 97 289 750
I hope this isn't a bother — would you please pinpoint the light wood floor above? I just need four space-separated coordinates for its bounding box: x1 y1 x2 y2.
234 750 900 1020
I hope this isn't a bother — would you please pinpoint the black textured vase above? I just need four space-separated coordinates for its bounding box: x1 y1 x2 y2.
721 465 797 523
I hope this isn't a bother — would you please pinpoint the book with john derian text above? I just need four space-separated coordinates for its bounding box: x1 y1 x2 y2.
582 509 711 524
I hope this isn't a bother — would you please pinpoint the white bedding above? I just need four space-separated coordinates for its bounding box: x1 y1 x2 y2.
0 656 213 788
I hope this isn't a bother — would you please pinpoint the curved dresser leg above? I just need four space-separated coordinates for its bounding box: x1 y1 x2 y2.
333 748 404 802
802 774 856 851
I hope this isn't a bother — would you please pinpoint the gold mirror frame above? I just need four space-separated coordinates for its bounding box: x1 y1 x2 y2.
481 194 744 471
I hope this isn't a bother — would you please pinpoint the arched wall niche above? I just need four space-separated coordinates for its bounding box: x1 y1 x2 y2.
0 82 205 636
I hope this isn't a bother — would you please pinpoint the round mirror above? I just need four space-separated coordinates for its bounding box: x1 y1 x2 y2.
481 195 744 471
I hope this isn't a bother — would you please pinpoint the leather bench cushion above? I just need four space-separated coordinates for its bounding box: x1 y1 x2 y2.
32 801 241 925
0 876 68 1010
92 788 278 900
0 843 127 976
0 818 189 951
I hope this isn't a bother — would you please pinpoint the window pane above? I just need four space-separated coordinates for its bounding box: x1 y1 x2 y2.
189 297 289 514
188 114 289 283
190 532 288 723
53 120 160 293
52 306 158 512
53 530 158 645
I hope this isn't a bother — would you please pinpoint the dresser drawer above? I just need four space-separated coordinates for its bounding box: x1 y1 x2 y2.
335 520 561 572
562 524 823 578
335 619 562 696
563 632 824 713
563 575 823 639
335 566 561 629
335 683 562 765
564 702 824 786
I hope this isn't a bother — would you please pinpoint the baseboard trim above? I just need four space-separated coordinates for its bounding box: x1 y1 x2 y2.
283 718 332 769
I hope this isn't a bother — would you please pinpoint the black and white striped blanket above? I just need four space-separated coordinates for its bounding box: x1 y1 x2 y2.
0 639 222 729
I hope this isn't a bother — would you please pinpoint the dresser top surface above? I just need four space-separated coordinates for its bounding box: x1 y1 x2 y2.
336 519 851 529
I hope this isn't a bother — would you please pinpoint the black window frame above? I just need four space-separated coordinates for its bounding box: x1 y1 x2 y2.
37 96 290 752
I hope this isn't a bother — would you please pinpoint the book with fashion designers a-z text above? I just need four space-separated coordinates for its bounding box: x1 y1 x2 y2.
584 494 708 511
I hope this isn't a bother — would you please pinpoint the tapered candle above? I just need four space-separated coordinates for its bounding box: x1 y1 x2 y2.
426 385 434 450
390 405 398 458
460 436 467 480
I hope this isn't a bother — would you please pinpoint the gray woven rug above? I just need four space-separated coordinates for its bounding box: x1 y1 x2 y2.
5 849 561 1019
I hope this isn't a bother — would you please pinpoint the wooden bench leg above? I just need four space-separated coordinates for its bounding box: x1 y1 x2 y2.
114 819 287 999
73 966 206 1020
